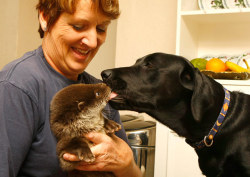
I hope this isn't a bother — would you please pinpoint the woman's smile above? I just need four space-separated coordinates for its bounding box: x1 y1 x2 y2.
71 47 90 59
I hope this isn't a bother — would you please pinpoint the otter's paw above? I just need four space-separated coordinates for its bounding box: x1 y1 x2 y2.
104 118 122 134
75 147 95 163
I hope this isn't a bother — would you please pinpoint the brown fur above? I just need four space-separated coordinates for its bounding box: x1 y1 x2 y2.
50 83 121 177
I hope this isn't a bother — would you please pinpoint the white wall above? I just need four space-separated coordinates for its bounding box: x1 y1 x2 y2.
0 0 20 67
115 0 177 67
0 0 42 69
85 21 117 79
115 1 178 177
16 0 43 58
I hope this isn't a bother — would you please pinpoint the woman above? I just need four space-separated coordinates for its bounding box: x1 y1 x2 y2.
0 0 142 177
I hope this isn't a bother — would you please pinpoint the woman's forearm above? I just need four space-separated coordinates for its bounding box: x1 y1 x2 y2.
114 159 143 177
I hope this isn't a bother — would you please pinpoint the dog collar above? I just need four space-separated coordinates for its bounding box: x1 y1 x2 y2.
194 88 230 150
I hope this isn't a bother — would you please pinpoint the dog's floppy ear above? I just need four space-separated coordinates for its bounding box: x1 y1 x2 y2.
191 69 217 122
180 60 212 122
190 70 207 122
179 64 195 91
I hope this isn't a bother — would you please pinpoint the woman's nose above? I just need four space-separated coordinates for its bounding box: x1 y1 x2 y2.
81 28 98 49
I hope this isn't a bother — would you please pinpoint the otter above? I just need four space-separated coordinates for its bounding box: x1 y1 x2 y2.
50 83 121 177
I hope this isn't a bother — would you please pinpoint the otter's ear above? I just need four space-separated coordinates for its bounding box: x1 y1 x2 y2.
78 101 85 111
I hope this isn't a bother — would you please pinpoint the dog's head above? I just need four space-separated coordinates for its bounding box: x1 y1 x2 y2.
101 53 223 128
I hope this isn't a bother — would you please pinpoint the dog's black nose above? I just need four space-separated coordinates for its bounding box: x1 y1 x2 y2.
101 70 113 80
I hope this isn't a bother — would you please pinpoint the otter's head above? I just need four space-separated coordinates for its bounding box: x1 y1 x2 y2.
50 83 112 123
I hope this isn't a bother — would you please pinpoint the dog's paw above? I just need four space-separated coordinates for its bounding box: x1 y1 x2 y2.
104 118 122 134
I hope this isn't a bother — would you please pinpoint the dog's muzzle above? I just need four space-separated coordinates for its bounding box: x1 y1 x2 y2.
101 69 127 91
101 69 113 82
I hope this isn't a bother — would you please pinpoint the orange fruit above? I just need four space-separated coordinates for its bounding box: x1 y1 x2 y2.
206 58 227 72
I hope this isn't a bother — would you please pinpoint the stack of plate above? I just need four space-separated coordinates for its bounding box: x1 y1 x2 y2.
223 0 246 8
198 0 224 10
200 53 250 69
198 0 250 9
244 0 250 7
237 53 250 68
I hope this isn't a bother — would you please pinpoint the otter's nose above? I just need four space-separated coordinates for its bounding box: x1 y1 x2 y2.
101 70 113 81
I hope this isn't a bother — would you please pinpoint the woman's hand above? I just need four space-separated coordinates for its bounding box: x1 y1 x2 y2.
63 132 142 177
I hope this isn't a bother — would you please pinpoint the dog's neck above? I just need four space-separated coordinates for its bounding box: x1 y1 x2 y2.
187 88 231 149
149 99 195 138
150 83 230 149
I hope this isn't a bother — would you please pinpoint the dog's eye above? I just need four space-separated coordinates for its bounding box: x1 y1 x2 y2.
143 62 153 69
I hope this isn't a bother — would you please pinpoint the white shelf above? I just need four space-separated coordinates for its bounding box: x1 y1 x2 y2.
181 10 250 24
180 8 250 15
181 8 250 15
217 79 250 86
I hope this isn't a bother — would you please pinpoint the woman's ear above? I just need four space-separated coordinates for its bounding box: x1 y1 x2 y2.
38 11 48 32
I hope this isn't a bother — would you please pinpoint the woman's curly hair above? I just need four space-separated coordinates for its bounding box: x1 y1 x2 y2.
36 0 120 38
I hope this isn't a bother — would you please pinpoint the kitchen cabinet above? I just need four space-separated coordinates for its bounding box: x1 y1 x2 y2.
154 1 250 177
176 0 250 59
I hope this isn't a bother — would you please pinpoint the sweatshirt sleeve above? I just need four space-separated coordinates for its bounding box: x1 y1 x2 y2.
112 109 129 144
0 81 37 177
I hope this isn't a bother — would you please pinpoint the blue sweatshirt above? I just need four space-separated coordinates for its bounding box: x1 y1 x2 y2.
0 46 127 177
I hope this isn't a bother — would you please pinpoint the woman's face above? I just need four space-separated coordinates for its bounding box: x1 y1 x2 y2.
41 0 111 80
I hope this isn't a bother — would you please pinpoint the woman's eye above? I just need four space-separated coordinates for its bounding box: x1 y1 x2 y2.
97 26 106 33
72 25 83 31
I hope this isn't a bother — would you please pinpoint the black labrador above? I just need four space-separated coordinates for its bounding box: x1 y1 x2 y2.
101 53 250 177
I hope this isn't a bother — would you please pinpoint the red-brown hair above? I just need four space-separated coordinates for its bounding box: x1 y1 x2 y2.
36 0 120 38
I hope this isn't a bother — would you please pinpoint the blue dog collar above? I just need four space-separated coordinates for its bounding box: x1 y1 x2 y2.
195 88 230 149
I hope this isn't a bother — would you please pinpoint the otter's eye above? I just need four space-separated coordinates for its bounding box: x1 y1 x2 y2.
96 92 101 97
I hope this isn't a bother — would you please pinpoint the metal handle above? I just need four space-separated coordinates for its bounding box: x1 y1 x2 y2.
131 146 155 150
